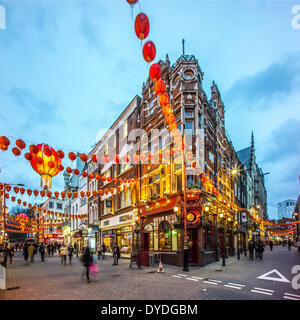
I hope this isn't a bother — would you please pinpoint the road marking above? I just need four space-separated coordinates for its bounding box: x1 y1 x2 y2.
172 275 182 278
228 282 245 287
284 292 300 298
224 284 242 290
203 281 218 285
251 290 272 296
254 287 274 293
191 276 203 280
208 279 222 283
177 274 187 277
284 296 300 300
186 278 199 281
257 269 290 283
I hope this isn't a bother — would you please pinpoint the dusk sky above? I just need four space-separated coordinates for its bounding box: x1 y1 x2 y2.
0 0 299 219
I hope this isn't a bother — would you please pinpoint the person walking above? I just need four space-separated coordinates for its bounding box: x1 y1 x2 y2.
256 240 265 260
101 243 106 259
97 243 102 260
288 239 292 251
39 243 46 262
47 243 51 257
60 243 68 265
68 244 73 264
112 244 120 265
81 246 93 283
269 240 273 251
28 243 36 263
248 239 255 260
50 244 54 256
23 242 29 265
7 242 14 264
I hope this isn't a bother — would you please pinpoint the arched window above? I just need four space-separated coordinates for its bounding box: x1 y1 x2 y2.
159 221 171 250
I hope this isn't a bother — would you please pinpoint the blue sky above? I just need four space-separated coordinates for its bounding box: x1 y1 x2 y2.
0 0 299 219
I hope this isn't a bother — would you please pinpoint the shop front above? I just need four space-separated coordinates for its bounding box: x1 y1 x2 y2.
43 233 64 244
87 227 97 253
100 212 135 257
63 225 71 245
71 230 83 251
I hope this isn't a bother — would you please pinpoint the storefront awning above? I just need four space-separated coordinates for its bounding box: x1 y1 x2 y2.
100 222 134 232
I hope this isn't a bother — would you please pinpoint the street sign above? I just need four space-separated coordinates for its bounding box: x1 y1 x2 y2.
257 269 290 283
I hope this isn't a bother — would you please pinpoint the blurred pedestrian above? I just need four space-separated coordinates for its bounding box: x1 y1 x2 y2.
101 243 106 259
81 246 92 283
248 239 255 260
60 243 68 265
7 242 14 264
39 243 46 262
28 243 36 263
97 243 102 260
68 244 73 264
269 240 273 251
50 243 54 256
112 244 120 265
288 239 292 251
23 242 29 265
47 243 51 257
256 240 264 260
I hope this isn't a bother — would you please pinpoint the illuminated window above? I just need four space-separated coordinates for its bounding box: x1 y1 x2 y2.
123 120 128 139
159 221 171 250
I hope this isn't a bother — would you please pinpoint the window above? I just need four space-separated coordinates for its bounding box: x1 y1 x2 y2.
185 120 194 134
49 202 54 209
104 142 108 156
56 203 62 210
104 198 112 214
148 99 154 116
159 221 171 250
76 204 78 213
123 120 128 139
185 109 194 117
113 133 116 149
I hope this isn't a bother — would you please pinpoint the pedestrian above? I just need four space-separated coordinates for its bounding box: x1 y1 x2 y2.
50 243 54 256
1 243 8 268
68 244 73 264
23 242 29 265
112 244 120 265
101 243 106 259
248 239 255 260
97 243 102 260
256 240 264 260
39 243 46 262
288 239 292 251
47 243 51 257
28 243 36 263
60 243 68 265
34 242 38 254
81 246 93 283
269 240 273 251
7 242 14 264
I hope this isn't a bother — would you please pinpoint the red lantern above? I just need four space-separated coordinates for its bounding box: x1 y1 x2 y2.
107 177 112 183
119 178 123 184
5 185 11 192
16 139 26 150
33 189 39 197
27 189 32 196
113 155 120 164
86 191 91 198
82 171 88 178
20 188 25 195
24 152 33 161
102 155 110 163
43 146 52 157
101 176 106 182
80 153 88 162
68 152 76 161
104 189 109 195
80 191 85 198
56 150 65 159
162 104 172 116
89 173 94 180
98 190 103 196
13 186 19 194
40 190 45 198
12 147 21 156
47 191 52 198
36 157 43 165
58 164 64 172
11 196 16 202
135 13 150 40
142 41 156 63
126 0 138 6
155 79 166 96
0 136 10 151
191 160 197 168
67 192 72 199
74 169 80 176
166 113 175 125
169 122 177 131
149 63 161 82
159 93 169 106
54 191 59 198
95 174 101 181
91 154 98 163
61 192 66 199
66 167 72 174
48 161 55 169
123 154 130 163
113 178 118 184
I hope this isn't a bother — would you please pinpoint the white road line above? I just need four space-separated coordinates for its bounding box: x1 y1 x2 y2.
284 296 300 301
186 278 199 281
208 279 222 283
254 287 274 293
203 281 218 285
228 282 245 287
224 285 242 290
251 290 273 296
284 292 300 298
172 275 182 278
177 274 187 277
191 276 203 280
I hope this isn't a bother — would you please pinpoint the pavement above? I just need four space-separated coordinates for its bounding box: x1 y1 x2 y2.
0 246 299 300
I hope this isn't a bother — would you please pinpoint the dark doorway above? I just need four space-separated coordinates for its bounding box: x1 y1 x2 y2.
187 228 198 263
143 233 150 251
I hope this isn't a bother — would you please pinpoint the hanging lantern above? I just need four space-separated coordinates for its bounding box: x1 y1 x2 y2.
102 155 110 163
20 187 25 195
80 153 88 162
74 169 80 176
61 192 66 199
148 153 153 161
119 178 123 184
27 189 32 196
0 136 10 151
89 173 94 180
107 177 112 183
191 160 197 169
149 63 161 82
143 41 156 63
92 191 97 197
40 190 45 198
113 155 120 164
58 164 64 172
68 152 76 161
134 13 150 40
113 178 118 184
123 154 130 163
14 186 19 194
29 144 61 189
47 191 52 198
56 150 65 159
155 79 166 96
16 139 26 150
11 196 16 202
82 171 88 178
159 93 169 106
98 190 103 196
67 192 72 199
66 167 72 174
33 189 39 197
48 161 56 169
110 188 114 194
54 191 59 198
86 191 91 198
12 147 21 156
162 104 172 116
169 122 177 131
17 199 21 205
91 154 98 163
166 113 175 125
5 185 11 192
80 191 85 198
101 176 106 182
104 189 109 195
24 153 33 161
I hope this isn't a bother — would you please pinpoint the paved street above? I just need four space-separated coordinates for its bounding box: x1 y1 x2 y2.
0 246 299 300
